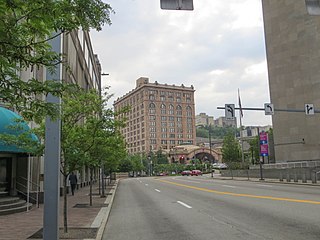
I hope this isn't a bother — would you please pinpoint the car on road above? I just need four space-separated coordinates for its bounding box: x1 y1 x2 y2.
212 163 228 169
190 170 202 176
157 172 168 176
181 170 191 176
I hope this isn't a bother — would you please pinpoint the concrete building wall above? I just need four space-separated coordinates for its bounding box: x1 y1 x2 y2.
262 0 320 162
196 113 214 127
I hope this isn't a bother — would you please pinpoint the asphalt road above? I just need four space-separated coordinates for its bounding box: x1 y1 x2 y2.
102 176 320 240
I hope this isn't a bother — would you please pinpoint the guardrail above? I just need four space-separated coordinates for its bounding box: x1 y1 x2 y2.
250 160 320 170
16 176 40 208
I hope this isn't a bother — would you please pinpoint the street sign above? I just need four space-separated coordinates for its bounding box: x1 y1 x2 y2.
305 103 315 115
259 131 269 157
160 0 194 10
225 104 235 120
264 103 274 115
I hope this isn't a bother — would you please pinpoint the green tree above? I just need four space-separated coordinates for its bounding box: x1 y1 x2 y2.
54 86 127 232
0 0 114 121
222 133 241 163
248 136 259 164
155 150 168 164
196 125 238 139
118 158 133 173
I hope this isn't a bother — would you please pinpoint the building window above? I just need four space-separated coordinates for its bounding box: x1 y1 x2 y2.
160 104 166 114
177 117 182 122
160 96 166 101
176 97 181 102
187 117 192 122
161 127 167 132
150 133 156 138
150 127 156 132
150 139 157 144
186 106 192 116
161 140 167 144
161 122 167 127
169 140 175 144
176 105 182 115
150 121 156 126
169 134 175 138
169 122 174 127
169 116 174 121
161 116 167 121
149 115 156 120
161 133 167 138
169 128 175 133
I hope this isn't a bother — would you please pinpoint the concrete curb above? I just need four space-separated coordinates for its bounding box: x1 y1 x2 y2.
92 179 119 240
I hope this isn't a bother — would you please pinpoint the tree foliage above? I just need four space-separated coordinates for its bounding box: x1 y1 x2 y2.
0 0 114 120
196 125 238 139
222 133 241 163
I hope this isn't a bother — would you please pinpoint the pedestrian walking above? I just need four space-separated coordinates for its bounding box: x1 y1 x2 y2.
69 172 78 196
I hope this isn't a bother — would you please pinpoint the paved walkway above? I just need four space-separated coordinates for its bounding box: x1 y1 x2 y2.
0 181 117 240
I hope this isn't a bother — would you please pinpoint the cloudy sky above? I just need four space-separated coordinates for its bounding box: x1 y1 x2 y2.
91 0 272 127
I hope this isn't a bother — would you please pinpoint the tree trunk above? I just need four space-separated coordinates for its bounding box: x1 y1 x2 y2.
89 168 93 206
63 175 68 233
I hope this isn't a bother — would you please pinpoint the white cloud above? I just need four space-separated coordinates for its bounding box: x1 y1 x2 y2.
91 0 271 126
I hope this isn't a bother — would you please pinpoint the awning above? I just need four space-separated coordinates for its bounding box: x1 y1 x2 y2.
0 106 39 153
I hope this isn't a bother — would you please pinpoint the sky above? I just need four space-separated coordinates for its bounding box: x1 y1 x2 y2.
90 0 272 127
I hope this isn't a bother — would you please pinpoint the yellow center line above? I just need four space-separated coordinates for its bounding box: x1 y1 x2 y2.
157 179 320 205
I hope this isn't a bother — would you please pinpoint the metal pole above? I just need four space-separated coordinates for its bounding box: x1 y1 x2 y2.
27 154 30 212
259 159 264 180
209 125 214 178
43 32 62 240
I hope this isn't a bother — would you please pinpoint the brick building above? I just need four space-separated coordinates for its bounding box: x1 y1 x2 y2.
114 77 196 155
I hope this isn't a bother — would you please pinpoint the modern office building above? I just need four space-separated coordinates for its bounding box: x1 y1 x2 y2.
0 29 101 204
262 0 320 162
114 77 196 155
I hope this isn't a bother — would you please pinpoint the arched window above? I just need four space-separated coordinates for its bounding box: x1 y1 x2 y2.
176 105 182 116
168 104 174 115
160 104 166 115
149 103 156 114
186 105 192 116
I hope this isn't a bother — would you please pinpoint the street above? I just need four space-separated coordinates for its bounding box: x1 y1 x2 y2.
102 176 320 240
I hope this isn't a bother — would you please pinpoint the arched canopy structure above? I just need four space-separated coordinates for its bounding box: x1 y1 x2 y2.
0 107 39 153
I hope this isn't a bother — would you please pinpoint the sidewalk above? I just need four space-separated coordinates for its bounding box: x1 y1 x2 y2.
0 180 118 240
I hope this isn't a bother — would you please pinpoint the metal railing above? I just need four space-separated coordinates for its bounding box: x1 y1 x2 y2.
16 176 40 208
250 160 320 170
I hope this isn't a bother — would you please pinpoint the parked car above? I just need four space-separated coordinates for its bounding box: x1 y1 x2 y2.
157 172 168 176
212 163 228 169
181 170 191 176
190 170 202 176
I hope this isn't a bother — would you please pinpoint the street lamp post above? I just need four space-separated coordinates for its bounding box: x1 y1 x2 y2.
209 125 214 178
100 73 109 198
